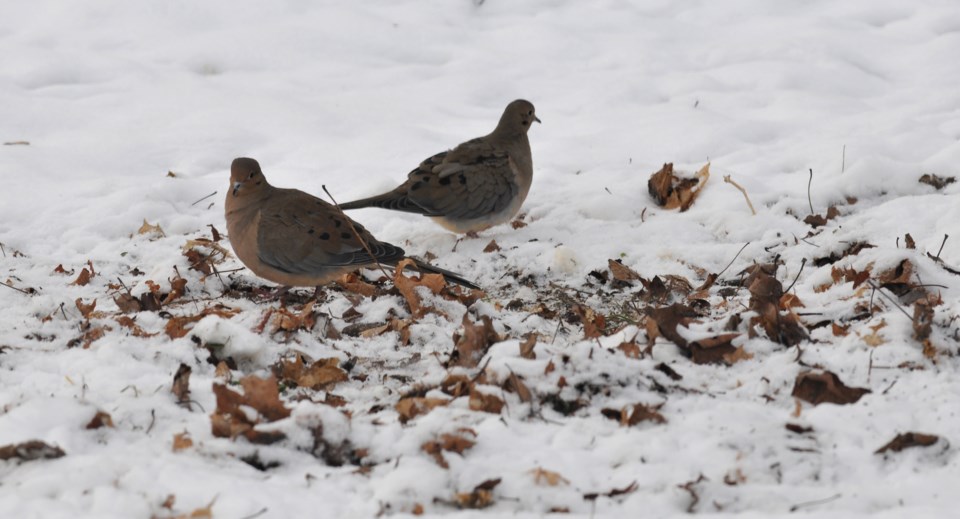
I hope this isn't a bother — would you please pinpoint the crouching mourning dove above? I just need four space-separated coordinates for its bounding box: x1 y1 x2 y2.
339 99 539 234
224 157 479 293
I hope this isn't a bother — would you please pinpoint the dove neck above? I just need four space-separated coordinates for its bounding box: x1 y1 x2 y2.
489 124 529 144
225 183 274 216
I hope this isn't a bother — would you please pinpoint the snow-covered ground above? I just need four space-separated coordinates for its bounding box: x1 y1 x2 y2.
1 1 959 517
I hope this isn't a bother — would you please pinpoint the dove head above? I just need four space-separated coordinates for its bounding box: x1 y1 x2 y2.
495 99 540 136
230 157 270 198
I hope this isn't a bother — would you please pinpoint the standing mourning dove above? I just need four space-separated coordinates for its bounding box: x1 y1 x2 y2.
224 157 479 291
339 99 540 234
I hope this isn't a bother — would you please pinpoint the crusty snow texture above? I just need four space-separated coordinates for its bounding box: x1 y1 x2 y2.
1 1 959 518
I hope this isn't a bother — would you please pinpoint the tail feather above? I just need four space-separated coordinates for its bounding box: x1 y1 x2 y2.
405 258 480 290
340 191 427 214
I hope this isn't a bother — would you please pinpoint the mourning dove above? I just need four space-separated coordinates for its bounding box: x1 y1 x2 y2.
339 99 539 234
224 157 479 291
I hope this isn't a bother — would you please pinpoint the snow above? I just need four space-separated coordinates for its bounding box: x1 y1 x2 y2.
1 0 959 517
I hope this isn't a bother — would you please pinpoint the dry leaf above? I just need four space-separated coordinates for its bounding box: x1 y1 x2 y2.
85 411 114 429
395 397 449 424
394 258 446 318
75 298 97 318
211 375 290 444
518 334 537 359
274 353 348 390
336 272 378 297
455 479 501 509
172 363 192 405
483 240 501 253
791 371 870 406
451 314 503 368
172 432 193 452
608 259 641 282
137 219 166 239
0 440 65 461
468 390 505 414
647 162 710 211
529 467 570 486
875 432 941 454
422 430 477 468
71 268 93 286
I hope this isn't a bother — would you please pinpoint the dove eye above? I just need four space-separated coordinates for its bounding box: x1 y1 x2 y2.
248 172 257 179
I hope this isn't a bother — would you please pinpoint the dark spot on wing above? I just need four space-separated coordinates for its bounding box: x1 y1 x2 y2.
458 174 467 185
308 229 315 234
411 182 423 191
319 232 330 240
439 177 451 186
341 232 351 240
334 219 342 228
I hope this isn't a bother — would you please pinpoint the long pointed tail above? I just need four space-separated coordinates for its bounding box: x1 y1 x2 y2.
404 258 481 290
339 191 428 214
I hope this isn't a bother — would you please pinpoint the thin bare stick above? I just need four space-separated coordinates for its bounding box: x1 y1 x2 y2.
841 145 846 173
865 280 913 321
0 242 5 257
790 493 842 512
717 242 751 279
722 175 756 215
935 234 949 261
322 185 392 282
0 280 31 295
807 168 815 215
190 191 218 206
783 258 807 294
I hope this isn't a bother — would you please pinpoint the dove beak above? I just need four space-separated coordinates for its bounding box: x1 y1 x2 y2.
534 115 542 124
232 181 242 197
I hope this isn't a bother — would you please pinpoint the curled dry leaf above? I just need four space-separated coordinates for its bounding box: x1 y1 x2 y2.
469 389 505 414
71 268 93 286
165 304 241 339
336 272 378 297
172 431 193 452
210 375 290 444
422 429 477 468
85 411 114 429
791 371 870 406
482 239 501 253
529 467 570 486
748 272 808 346
919 173 956 190
271 300 317 333
394 258 446 318
395 397 449 424
687 333 740 365
75 298 97 318
114 315 154 337
0 440 66 461
608 259 641 282
137 219 166 239
602 403 666 425
573 304 606 339
451 314 503 368
647 162 710 212
455 478 501 510
172 363 192 405
503 372 533 403
274 353 348 390
518 334 537 359
875 432 941 454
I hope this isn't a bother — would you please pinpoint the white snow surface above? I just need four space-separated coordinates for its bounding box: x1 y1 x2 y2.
1 0 960 517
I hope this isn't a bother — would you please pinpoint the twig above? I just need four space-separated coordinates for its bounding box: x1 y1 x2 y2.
790 493 842 512
239 508 269 519
116 277 132 295
865 280 913 321
841 145 846 173
0 280 31 295
783 258 807 294
935 234 949 261
0 242 5 257
807 168 815 215
717 242 751 279
146 409 156 434
322 185 392 281
190 191 218 206
722 175 756 215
